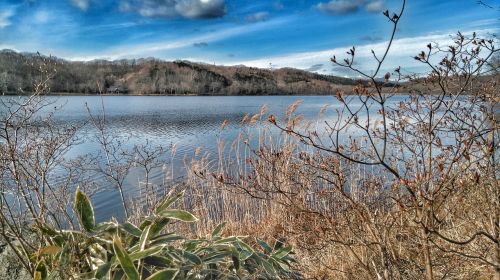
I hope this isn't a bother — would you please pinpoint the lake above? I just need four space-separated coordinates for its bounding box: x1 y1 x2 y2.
1 95 413 221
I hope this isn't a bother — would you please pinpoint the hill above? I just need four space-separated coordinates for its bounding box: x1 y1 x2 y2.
0 49 361 95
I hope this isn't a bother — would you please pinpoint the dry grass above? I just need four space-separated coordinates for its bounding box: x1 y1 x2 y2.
165 112 498 279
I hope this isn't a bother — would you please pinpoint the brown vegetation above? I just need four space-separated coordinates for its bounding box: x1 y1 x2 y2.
184 1 500 279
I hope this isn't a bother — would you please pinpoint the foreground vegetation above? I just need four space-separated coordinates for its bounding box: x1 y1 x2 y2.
30 188 296 279
0 1 499 279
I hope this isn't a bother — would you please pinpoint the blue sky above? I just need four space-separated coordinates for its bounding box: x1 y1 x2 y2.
0 0 498 76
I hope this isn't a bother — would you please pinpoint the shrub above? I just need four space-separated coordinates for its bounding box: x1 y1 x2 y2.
30 188 298 280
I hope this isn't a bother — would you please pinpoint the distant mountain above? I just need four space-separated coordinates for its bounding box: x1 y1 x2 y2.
0 49 363 95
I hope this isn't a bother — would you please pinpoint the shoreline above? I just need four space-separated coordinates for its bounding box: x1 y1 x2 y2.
0 91 452 97
1 88 412 97
2 92 338 97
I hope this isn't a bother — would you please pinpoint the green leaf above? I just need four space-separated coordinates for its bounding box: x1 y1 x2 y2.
139 218 153 231
111 269 124 280
146 269 179 280
139 225 151 251
112 236 140 280
150 233 183 246
213 236 238 244
143 256 173 268
129 246 164 261
149 217 171 238
121 222 142 237
210 244 237 252
202 252 232 264
53 236 65 247
155 192 183 214
94 262 112 279
94 222 118 232
74 187 95 232
262 259 276 277
236 239 254 253
273 246 293 259
274 259 292 273
165 250 184 262
183 239 204 252
158 209 198 222
34 261 47 280
256 239 272 254
183 250 202 265
211 222 226 239
273 238 285 250
37 223 59 237
238 250 253 261
59 244 71 269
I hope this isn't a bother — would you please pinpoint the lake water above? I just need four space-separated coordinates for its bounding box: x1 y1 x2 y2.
1 95 412 221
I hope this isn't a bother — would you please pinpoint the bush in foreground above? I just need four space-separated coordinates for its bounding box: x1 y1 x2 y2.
29 188 297 280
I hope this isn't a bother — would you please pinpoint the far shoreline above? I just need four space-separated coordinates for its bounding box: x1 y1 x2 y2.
2 92 338 97
1 88 408 97
0 91 446 97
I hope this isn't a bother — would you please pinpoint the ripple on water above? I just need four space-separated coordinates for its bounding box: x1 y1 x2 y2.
1 95 414 221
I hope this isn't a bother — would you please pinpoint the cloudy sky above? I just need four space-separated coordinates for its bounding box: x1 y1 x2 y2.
0 0 498 76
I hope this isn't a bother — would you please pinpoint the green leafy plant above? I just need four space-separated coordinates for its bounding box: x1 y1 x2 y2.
30 188 298 279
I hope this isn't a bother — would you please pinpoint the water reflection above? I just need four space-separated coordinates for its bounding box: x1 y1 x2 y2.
1 95 409 222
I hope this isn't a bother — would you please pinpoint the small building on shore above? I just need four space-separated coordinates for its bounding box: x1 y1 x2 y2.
105 86 128 94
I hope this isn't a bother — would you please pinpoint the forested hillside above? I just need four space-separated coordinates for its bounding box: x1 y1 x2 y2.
0 49 360 95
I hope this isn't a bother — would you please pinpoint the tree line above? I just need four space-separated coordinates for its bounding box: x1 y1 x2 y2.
0 49 359 95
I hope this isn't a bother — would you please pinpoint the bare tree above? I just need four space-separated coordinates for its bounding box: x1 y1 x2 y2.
0 56 83 274
203 0 500 278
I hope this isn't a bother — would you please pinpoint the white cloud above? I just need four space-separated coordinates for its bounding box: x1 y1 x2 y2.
70 0 90 11
176 0 226 19
317 0 384 15
33 10 51 24
468 18 499 29
317 0 358 15
133 0 178 18
365 0 384 13
0 9 14 29
230 29 498 76
120 0 226 19
7 7 79 54
59 27 497 78
0 44 18 51
68 16 291 61
246 12 269 23
273 1 284 11
306 64 324 71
